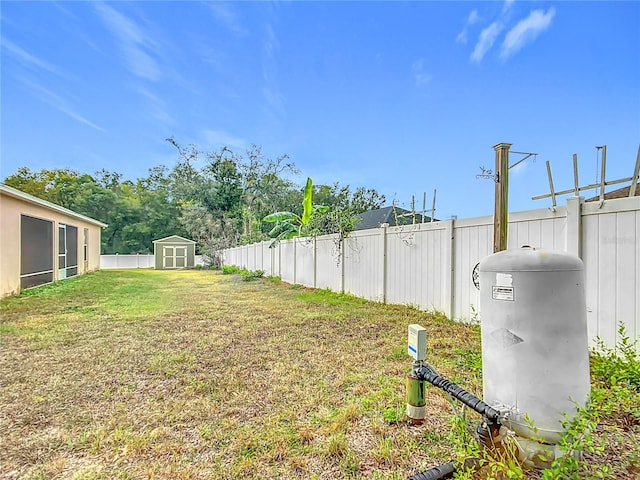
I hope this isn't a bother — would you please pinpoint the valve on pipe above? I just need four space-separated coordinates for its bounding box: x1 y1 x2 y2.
406 369 426 424
406 325 428 424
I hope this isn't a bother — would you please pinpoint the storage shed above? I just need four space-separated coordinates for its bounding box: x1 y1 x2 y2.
0 184 107 298
152 235 196 269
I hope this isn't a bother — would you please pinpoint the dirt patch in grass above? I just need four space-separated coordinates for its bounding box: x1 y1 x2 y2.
1 270 636 479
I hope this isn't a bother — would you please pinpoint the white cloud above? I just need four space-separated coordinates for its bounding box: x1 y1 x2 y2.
1 38 69 77
136 87 175 127
207 3 248 36
261 21 286 124
471 22 503 63
412 59 432 86
500 8 556 60
18 76 106 132
456 9 479 44
94 3 161 81
57 107 107 132
502 0 516 14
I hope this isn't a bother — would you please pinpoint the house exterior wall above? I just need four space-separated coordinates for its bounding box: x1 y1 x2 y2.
0 191 103 298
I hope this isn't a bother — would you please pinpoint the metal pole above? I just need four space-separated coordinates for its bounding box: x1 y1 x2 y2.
630 144 640 197
573 154 579 196
411 195 416 224
493 143 512 253
546 161 557 209
431 189 437 222
599 146 607 204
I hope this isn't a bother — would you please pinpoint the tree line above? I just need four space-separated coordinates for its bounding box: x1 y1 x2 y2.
3 139 385 264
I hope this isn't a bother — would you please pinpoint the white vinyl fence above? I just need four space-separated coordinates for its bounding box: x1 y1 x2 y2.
222 196 640 351
101 254 205 269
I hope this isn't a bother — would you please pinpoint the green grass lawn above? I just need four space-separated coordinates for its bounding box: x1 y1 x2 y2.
1 270 637 479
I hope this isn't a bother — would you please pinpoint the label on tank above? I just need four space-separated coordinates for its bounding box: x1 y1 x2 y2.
492 286 514 301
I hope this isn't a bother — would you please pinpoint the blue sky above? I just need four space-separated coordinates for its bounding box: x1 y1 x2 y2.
2 1 639 219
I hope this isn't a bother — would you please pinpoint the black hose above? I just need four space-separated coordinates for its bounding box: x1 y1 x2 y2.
416 367 500 422
406 460 456 480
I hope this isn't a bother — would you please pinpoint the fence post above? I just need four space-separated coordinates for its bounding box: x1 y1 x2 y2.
278 241 281 277
444 218 455 319
566 196 584 258
313 237 317 288
340 235 345 294
381 224 388 303
293 239 297 284
270 243 274 276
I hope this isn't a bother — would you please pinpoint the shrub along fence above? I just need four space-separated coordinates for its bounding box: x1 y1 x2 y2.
223 196 640 352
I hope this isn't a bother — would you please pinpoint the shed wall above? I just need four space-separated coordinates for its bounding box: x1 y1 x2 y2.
153 240 195 269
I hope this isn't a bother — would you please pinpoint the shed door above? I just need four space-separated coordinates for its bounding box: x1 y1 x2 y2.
175 247 187 268
163 247 174 268
163 246 187 269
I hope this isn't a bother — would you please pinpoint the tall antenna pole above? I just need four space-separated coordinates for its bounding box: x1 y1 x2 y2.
431 189 436 222
411 195 416 224
493 143 512 253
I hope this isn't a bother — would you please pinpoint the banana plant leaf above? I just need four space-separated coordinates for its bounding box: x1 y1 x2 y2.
263 211 300 223
268 221 297 238
301 177 313 225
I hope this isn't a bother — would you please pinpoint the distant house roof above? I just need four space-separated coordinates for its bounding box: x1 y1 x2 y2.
354 206 437 231
152 235 196 244
586 182 639 201
0 183 108 227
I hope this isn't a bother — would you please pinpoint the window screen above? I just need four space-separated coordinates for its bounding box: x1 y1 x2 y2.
21 215 54 289
66 225 78 277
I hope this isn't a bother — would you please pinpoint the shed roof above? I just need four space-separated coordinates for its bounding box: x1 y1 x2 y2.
354 206 437 230
152 235 196 244
0 183 108 227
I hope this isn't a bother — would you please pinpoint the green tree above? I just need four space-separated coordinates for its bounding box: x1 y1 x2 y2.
4 168 122 253
166 139 301 252
305 182 386 237
3 166 181 254
179 203 240 267
237 145 299 243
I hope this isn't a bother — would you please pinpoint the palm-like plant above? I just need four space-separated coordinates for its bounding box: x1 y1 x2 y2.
263 177 329 241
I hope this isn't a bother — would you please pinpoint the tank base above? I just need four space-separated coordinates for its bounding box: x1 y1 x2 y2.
508 434 581 469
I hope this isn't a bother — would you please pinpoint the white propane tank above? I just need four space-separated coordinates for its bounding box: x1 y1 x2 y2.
479 246 590 444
